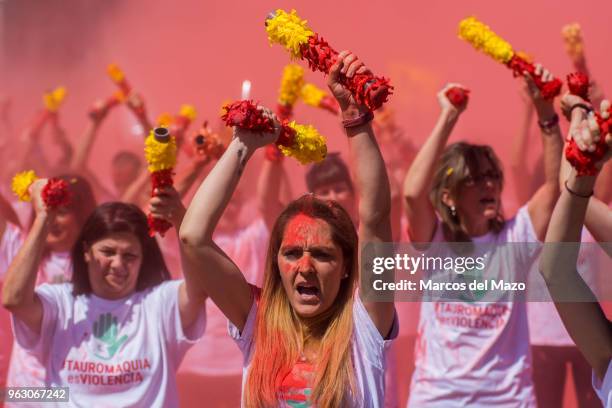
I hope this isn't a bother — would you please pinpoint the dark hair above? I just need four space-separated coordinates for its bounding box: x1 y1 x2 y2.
430 142 505 242
71 202 170 295
305 152 354 194
112 151 141 168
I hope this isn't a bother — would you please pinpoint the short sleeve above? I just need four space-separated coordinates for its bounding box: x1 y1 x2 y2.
353 296 398 370
0 223 24 280
506 205 541 272
228 298 258 364
511 206 539 243
592 360 612 407
11 283 67 361
153 280 206 355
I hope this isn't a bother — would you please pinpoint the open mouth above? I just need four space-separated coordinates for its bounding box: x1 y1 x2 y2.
480 197 496 205
296 283 320 301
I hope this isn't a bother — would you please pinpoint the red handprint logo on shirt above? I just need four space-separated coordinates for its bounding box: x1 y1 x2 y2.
93 313 128 360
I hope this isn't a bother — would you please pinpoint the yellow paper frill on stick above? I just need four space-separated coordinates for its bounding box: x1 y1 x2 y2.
43 87 67 112
279 64 305 106
12 170 38 202
278 122 327 165
301 83 326 107
458 17 514 64
179 105 197 121
157 113 174 128
144 129 177 173
266 9 313 59
107 63 125 83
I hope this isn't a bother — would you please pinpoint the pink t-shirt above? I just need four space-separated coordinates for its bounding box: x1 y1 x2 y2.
0 223 72 392
408 206 538 407
178 218 269 376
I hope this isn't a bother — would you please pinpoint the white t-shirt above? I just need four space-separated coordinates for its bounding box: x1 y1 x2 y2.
0 223 72 391
11 280 205 408
408 206 538 407
593 360 612 407
229 294 398 407
178 218 269 376
527 228 601 346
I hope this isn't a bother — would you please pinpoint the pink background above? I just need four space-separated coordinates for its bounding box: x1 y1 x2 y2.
1 2 610 405
2 0 611 213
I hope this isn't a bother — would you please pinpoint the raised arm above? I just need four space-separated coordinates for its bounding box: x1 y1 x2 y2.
0 190 21 235
540 105 612 380
174 156 212 200
1 180 51 334
147 185 206 331
523 68 564 240
584 198 612 247
125 93 153 138
71 102 109 173
559 96 612 249
327 52 394 336
402 84 467 242
48 115 73 172
256 150 285 231
120 168 150 207
69 104 117 201
510 82 538 205
179 111 279 331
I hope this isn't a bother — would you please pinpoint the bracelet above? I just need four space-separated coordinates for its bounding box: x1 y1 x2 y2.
537 113 559 132
564 180 593 198
342 111 374 129
570 103 593 116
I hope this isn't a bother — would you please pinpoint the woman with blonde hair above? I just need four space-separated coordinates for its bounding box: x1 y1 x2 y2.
402 69 564 407
180 52 397 407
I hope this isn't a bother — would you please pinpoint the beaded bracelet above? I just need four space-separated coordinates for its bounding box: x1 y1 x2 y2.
342 111 374 129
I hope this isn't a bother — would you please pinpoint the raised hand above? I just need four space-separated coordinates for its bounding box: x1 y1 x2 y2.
437 83 469 115
148 185 186 228
327 51 372 113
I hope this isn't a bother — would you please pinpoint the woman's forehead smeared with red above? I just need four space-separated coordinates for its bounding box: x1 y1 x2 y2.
281 213 333 247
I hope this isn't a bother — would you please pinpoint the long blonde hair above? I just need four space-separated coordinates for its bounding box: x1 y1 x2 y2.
244 196 359 407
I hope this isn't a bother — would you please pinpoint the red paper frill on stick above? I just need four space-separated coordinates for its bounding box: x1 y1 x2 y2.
41 178 71 208
565 72 610 176
567 72 590 101
147 169 174 237
507 55 563 100
299 35 392 110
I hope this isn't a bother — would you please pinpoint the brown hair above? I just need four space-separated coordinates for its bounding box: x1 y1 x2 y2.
70 202 170 296
430 142 505 242
244 195 359 407
305 152 354 194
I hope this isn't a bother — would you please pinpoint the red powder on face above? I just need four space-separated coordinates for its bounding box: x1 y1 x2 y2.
282 213 327 246
279 213 335 275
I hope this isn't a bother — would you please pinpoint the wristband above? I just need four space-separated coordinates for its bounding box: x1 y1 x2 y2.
570 103 593 117
537 113 559 133
564 179 593 198
342 111 374 129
